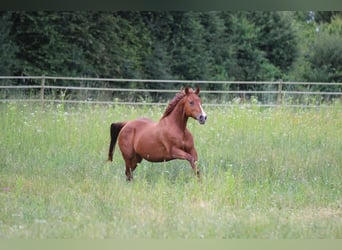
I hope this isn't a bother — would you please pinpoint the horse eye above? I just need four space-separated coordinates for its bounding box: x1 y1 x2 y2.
189 101 194 105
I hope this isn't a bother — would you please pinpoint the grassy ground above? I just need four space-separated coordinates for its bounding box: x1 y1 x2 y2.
0 102 341 238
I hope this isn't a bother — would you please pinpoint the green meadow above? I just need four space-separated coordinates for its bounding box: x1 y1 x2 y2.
0 102 341 238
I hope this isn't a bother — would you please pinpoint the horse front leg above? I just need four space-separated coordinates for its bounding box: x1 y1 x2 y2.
189 147 200 179
171 147 200 179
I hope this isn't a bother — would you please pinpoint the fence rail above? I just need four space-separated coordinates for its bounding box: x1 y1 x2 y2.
1 76 341 108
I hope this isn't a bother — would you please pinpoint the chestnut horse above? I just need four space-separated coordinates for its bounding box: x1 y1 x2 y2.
108 87 207 181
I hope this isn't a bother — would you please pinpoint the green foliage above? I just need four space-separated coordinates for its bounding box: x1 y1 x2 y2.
227 13 263 81
314 11 342 24
287 11 342 96
2 12 299 80
168 12 211 80
247 11 299 73
306 16 342 84
141 12 174 80
9 12 92 77
0 11 340 95
0 12 18 75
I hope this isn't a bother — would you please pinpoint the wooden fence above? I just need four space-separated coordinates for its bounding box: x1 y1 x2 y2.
0 76 341 108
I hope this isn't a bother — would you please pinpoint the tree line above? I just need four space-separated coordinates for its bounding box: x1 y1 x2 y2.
0 11 341 93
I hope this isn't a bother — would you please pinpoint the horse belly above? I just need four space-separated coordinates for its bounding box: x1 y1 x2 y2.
135 139 171 162
142 150 172 162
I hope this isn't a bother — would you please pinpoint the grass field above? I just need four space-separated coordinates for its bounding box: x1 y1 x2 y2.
0 102 341 238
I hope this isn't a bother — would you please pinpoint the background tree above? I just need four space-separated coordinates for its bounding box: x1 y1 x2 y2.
247 11 298 74
1 10 340 99
0 12 18 76
305 15 342 90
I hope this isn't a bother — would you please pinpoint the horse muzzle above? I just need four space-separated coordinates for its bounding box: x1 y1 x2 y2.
197 114 207 125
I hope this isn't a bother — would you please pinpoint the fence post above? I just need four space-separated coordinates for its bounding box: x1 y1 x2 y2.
277 80 283 105
40 75 45 105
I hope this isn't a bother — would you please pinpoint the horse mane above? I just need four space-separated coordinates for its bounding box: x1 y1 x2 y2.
161 90 186 119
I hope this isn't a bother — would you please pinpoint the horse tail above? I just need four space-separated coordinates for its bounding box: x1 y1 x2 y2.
108 122 126 162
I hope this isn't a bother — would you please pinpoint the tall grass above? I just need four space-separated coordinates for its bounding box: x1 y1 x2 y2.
0 102 341 238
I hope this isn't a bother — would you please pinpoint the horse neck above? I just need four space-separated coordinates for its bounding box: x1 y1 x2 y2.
166 100 188 131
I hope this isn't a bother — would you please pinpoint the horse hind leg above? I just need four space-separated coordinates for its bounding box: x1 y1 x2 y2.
124 155 142 181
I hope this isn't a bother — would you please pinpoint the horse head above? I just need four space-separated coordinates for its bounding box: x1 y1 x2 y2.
183 87 207 125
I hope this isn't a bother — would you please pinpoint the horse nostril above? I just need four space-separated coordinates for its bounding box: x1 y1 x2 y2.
199 114 207 124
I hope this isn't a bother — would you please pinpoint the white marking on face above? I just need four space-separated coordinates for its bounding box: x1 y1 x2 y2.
197 104 207 124
200 104 206 117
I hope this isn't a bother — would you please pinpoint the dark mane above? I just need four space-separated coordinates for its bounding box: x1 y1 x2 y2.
161 90 186 119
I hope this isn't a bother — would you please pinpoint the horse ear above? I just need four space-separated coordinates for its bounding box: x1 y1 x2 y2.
184 86 190 95
195 87 200 95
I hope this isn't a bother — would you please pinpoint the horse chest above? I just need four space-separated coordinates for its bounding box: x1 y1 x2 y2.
172 133 190 151
180 139 184 149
